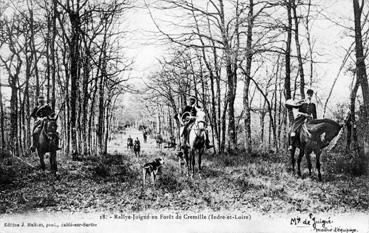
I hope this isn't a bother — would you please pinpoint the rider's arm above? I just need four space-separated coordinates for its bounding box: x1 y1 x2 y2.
297 104 308 117
312 104 317 119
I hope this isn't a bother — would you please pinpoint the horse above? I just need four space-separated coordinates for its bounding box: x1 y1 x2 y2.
182 110 207 177
36 116 59 174
127 137 133 150
290 112 350 181
133 141 140 157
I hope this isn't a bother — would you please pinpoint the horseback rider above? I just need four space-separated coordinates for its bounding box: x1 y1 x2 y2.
127 135 133 144
177 95 213 149
134 137 140 147
30 95 60 152
288 88 317 150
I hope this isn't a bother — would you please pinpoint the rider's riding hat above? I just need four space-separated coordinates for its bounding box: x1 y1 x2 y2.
306 89 314 95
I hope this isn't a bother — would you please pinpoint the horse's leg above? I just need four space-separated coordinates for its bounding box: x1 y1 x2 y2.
39 152 46 171
306 149 312 177
290 146 296 174
191 150 195 177
50 151 57 173
198 149 202 171
297 148 304 177
184 148 190 177
316 151 322 182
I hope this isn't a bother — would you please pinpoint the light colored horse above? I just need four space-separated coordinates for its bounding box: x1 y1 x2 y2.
183 109 207 177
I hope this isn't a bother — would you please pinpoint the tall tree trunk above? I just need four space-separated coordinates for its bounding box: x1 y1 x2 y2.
69 10 81 155
51 0 57 110
285 0 294 125
243 0 254 154
348 77 359 153
97 48 106 155
10 75 18 155
0 82 5 151
353 0 369 160
292 0 305 99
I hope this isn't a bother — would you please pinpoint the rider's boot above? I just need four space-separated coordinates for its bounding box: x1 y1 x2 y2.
288 132 296 151
205 131 214 149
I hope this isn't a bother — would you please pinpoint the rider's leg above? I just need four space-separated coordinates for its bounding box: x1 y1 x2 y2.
205 130 213 149
30 123 41 152
180 125 187 149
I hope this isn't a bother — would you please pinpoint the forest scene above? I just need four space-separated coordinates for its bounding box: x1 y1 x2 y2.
0 0 368 231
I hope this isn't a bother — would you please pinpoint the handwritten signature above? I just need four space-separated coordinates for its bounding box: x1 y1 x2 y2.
290 214 358 232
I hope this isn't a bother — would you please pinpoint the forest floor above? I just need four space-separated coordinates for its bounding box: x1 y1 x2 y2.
0 128 368 215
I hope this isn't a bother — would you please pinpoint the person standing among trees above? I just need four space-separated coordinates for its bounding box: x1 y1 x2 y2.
288 89 317 150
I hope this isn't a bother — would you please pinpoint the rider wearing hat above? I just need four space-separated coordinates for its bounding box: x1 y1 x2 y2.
288 88 317 150
178 95 213 149
30 95 59 152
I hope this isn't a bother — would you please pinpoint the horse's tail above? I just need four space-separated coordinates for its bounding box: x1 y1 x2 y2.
327 125 344 152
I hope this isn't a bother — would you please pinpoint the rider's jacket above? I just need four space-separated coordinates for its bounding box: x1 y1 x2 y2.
31 104 53 120
298 101 317 119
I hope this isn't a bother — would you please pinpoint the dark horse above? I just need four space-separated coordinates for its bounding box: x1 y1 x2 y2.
290 112 350 181
36 116 59 174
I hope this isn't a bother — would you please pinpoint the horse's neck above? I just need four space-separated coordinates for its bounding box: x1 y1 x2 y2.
307 122 340 139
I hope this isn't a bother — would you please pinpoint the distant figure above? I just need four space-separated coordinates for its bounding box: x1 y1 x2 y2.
143 131 148 143
134 137 140 157
127 135 133 150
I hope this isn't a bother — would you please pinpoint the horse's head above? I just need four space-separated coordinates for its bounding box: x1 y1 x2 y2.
45 115 58 136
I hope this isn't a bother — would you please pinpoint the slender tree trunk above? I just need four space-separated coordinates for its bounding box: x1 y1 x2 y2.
292 0 305 98
51 0 57 110
10 75 18 155
285 0 294 125
353 0 369 160
243 0 254 154
69 10 81 155
0 82 5 151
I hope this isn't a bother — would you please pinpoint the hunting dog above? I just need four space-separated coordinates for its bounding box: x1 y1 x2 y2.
142 158 164 186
